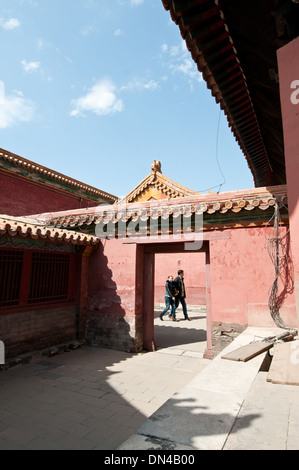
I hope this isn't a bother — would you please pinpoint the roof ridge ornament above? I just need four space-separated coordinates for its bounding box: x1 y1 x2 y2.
151 160 162 174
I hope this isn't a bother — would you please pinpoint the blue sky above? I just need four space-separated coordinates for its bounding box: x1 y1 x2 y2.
0 0 254 199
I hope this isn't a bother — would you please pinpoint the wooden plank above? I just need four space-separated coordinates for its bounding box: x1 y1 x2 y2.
221 341 273 362
267 341 299 386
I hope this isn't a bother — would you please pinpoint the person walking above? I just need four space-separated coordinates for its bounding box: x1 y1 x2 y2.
174 270 191 321
159 275 178 321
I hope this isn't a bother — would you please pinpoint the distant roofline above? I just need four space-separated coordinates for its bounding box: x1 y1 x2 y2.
117 160 200 204
0 148 118 203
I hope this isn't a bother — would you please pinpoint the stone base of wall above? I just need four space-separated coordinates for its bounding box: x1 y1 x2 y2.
86 312 143 353
211 321 247 357
0 339 84 371
0 305 77 360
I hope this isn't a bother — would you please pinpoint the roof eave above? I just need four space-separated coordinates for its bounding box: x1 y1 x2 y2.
161 0 274 187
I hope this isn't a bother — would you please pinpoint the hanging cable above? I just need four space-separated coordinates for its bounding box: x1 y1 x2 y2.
215 108 226 193
197 108 227 194
266 197 297 332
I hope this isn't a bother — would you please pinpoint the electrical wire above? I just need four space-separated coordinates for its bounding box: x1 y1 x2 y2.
197 108 227 194
266 197 296 332
215 108 227 193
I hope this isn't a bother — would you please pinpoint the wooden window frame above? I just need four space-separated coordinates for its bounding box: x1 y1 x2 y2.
0 248 75 313
0 249 24 308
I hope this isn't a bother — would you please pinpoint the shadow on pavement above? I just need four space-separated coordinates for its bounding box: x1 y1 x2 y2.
153 308 207 353
0 342 262 450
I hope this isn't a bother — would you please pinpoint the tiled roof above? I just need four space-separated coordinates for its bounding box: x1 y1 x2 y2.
117 161 200 204
0 148 118 203
160 1 298 188
0 215 99 245
39 185 288 229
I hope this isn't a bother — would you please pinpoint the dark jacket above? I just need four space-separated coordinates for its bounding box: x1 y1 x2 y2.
174 276 186 299
165 280 176 298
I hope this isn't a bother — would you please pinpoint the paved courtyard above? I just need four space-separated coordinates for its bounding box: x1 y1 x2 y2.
0 307 209 450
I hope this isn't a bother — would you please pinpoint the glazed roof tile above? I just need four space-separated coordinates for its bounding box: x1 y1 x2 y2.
117 162 200 204
0 215 100 245
0 148 118 203
35 185 287 228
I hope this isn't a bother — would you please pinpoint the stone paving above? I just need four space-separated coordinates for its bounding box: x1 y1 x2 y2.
120 324 299 451
224 370 299 450
119 365 299 451
0 308 209 450
2 307 298 451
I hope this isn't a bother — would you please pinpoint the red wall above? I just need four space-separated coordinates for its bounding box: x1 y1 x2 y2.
87 240 137 317
86 240 143 352
277 36 299 318
0 172 99 216
86 224 298 353
154 252 206 305
210 226 297 328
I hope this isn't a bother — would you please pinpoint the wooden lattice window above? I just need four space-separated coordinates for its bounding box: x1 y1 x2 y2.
0 250 23 307
28 252 70 304
0 249 75 310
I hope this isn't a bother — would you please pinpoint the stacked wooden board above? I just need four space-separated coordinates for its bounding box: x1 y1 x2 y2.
221 341 273 362
267 340 299 386
222 331 298 365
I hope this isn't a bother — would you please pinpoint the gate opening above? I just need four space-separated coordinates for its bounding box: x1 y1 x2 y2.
154 252 207 356
139 240 212 358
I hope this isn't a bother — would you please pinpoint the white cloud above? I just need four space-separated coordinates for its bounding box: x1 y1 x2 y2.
170 45 181 57
121 77 159 93
37 38 45 50
143 80 159 91
161 39 203 89
0 81 35 128
70 75 160 118
80 23 98 36
114 29 123 37
21 59 52 81
21 60 41 73
70 79 124 117
0 17 20 30
117 0 144 6
170 58 199 80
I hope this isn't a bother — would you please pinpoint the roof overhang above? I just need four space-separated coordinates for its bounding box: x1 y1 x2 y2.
0 215 100 246
0 148 118 204
161 0 299 187
32 185 288 238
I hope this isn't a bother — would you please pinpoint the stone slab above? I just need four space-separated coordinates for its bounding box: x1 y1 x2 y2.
267 340 299 385
118 327 284 450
